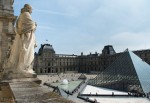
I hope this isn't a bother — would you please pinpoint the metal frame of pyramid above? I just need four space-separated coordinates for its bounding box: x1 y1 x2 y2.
88 51 150 95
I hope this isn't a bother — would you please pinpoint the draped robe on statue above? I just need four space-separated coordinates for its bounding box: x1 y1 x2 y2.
4 12 36 74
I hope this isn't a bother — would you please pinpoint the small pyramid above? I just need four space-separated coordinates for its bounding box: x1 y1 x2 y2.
88 51 150 94
78 73 87 80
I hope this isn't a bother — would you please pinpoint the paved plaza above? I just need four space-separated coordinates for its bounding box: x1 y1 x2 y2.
37 73 95 103
37 73 97 85
37 73 150 103
82 85 150 103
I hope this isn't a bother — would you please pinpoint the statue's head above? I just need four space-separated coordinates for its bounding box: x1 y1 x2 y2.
21 8 25 13
23 4 32 14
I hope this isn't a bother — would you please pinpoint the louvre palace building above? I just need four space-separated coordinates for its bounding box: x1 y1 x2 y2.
33 44 150 74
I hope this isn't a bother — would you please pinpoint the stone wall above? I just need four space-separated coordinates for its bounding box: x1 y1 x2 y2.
0 0 17 74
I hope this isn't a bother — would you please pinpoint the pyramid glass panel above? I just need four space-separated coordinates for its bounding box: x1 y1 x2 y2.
129 51 150 94
88 51 150 95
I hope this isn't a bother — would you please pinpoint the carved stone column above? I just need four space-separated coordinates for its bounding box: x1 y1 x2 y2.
0 0 17 79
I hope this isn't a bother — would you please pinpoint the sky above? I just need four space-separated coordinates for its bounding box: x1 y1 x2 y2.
14 0 150 55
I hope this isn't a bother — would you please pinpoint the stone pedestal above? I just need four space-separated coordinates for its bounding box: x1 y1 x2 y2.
1 69 41 84
1 66 42 85
2 71 36 79
2 78 42 85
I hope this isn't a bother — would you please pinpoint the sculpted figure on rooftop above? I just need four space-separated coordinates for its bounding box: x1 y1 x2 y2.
3 4 37 76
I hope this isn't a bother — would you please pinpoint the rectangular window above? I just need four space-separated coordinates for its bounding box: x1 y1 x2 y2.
0 21 3 33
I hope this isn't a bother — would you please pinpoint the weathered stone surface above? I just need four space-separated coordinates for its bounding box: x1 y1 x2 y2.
0 0 14 15
0 0 17 74
2 77 41 85
8 79 74 103
2 70 37 80
0 82 15 103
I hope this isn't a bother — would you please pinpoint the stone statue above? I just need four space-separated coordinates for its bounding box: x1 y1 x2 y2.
3 4 37 78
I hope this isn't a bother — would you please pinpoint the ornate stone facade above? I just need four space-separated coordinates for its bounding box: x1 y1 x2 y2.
0 0 17 73
34 44 150 74
34 44 78 74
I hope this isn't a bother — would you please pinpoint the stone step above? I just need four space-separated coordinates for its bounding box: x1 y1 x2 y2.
0 82 15 103
8 78 74 103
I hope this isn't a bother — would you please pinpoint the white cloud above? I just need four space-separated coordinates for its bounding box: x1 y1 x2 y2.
37 25 54 30
57 0 99 17
111 32 149 43
34 9 75 17
110 32 150 52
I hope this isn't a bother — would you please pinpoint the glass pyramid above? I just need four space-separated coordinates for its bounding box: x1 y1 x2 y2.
78 73 87 80
88 51 150 95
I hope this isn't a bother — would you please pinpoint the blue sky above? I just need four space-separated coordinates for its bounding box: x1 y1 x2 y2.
14 0 150 55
